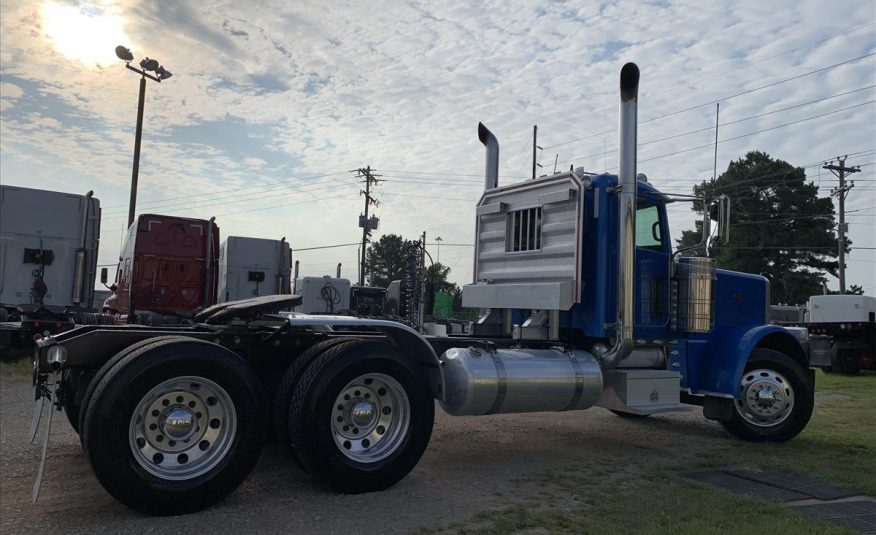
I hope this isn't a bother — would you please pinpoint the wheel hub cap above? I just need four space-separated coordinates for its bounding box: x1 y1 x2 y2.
736 368 795 427
162 407 196 439
331 372 411 464
129 376 237 481
350 401 377 428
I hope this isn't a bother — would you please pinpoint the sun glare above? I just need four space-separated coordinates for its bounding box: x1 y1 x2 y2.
41 2 130 67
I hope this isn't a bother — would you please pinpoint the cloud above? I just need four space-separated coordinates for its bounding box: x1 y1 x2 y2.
1 0 874 290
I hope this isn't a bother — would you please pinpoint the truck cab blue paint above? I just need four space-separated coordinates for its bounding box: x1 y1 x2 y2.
560 173 806 399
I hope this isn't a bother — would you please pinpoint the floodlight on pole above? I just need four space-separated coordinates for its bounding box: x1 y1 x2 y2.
434 236 443 263
116 45 172 228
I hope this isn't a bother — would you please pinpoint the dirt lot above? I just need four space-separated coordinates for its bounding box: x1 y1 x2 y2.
0 371 871 534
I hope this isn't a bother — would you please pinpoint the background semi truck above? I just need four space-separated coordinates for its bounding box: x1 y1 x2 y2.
103 214 291 322
32 63 814 516
806 294 875 374
0 186 108 351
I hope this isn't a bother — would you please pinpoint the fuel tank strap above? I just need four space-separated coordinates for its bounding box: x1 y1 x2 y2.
485 350 508 415
562 352 586 411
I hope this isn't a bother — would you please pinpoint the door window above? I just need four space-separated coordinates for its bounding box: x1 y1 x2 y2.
635 205 663 251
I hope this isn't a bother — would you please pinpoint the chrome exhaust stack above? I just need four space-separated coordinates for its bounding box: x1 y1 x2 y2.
478 122 499 190
600 62 639 370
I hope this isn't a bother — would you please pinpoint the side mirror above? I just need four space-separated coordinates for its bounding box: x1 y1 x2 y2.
651 221 662 242
100 267 108 284
711 195 730 245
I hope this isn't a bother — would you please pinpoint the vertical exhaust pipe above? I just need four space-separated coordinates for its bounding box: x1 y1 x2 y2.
478 122 499 190
600 62 639 370
204 217 216 306
278 237 286 294
293 260 300 294
72 190 93 305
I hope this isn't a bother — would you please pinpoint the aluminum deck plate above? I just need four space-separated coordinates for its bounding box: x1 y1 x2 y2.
683 465 875 534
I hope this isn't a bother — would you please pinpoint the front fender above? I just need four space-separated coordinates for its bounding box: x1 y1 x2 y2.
692 325 807 398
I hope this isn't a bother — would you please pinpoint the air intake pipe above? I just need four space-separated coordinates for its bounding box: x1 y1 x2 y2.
71 190 93 305
600 62 639 370
478 122 499 190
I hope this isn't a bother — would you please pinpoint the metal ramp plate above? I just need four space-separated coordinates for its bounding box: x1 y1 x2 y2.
725 465 856 501
683 468 810 501
683 466 875 534
793 500 876 534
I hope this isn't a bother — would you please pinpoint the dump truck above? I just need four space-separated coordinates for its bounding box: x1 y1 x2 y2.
0 186 109 351
31 63 814 515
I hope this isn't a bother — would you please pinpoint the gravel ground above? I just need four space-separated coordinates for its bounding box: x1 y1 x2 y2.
0 373 721 534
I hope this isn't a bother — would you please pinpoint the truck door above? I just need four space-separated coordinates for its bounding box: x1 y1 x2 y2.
634 201 670 334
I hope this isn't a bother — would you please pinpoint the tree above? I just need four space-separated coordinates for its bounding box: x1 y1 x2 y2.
829 284 864 296
677 151 840 305
365 234 418 288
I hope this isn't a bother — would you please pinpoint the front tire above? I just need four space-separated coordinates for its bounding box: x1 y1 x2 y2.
82 338 267 515
287 340 434 493
721 348 813 442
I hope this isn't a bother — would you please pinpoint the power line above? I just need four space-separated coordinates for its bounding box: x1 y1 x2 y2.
556 86 876 165
102 170 349 209
292 242 360 252
586 100 876 170
103 182 359 221
544 51 875 150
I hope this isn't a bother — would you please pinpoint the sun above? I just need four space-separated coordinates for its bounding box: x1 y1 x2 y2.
41 2 131 67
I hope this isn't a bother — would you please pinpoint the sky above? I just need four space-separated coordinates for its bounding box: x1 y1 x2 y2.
1 0 874 296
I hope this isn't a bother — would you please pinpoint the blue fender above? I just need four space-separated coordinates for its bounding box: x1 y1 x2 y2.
692 325 807 398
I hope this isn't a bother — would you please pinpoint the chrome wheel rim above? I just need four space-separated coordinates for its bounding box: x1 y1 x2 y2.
331 373 410 463
735 368 795 427
129 376 236 480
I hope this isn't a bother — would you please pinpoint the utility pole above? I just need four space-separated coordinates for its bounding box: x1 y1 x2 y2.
824 156 860 294
356 166 382 286
532 125 538 180
418 231 426 327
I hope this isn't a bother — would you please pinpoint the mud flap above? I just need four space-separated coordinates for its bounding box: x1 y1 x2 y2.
32 371 57 504
28 395 44 444
703 396 734 422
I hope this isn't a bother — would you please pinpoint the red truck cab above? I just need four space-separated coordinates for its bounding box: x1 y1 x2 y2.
104 214 219 318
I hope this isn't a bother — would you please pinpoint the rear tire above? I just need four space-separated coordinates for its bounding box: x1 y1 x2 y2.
287 340 434 493
830 347 860 376
721 348 813 442
272 337 353 451
77 336 192 450
82 338 267 515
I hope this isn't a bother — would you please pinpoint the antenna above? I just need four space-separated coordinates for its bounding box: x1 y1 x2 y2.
712 102 720 181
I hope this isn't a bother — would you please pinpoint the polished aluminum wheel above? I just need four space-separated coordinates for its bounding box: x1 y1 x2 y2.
735 368 795 427
129 376 236 480
331 373 410 463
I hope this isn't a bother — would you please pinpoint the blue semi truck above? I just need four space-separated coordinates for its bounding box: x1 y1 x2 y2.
31 63 813 515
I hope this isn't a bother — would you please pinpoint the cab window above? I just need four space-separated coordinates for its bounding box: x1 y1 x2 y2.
635 204 663 251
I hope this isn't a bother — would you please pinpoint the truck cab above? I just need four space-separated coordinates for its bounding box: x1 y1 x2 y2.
104 214 219 320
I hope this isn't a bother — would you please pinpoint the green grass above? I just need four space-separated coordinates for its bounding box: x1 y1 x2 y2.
447 481 854 535
0 355 33 377
432 370 873 534
681 370 876 495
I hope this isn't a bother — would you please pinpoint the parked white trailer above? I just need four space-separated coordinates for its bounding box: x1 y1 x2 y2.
294 276 351 313
217 236 292 302
807 294 875 374
0 185 103 349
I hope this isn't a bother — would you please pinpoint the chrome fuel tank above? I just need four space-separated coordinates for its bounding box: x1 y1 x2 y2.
439 347 603 416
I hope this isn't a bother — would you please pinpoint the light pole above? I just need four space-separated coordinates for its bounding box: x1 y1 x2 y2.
434 236 443 263
115 46 172 228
